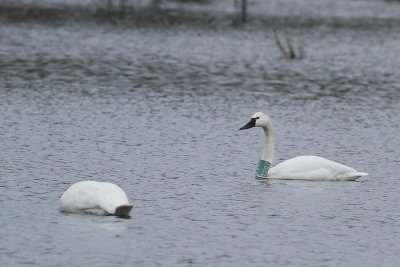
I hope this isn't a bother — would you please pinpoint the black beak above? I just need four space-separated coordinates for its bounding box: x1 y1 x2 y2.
239 118 256 130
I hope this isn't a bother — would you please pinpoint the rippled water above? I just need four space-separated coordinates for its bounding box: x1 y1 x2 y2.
1 2 400 266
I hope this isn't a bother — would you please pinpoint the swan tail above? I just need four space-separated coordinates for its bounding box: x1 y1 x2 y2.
342 172 368 181
114 204 134 217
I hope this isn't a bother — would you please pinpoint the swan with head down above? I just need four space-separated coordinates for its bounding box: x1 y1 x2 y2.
240 112 368 181
60 181 134 216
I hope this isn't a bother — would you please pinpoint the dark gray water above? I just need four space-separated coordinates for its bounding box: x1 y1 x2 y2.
1 1 400 266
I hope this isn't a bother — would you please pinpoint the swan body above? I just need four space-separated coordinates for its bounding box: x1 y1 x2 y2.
240 112 368 181
268 156 367 181
60 181 133 216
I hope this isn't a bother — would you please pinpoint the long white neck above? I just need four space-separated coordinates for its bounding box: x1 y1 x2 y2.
261 124 274 162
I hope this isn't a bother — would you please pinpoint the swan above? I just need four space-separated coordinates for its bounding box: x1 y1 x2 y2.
60 181 133 216
239 112 368 181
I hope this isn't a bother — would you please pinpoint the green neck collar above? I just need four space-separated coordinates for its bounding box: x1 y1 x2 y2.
255 160 271 178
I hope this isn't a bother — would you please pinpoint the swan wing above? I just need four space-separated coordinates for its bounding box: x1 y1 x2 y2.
268 156 368 181
60 181 105 214
97 182 130 214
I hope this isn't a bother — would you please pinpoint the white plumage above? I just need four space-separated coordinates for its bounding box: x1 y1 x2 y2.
268 155 367 181
60 181 133 216
240 112 368 181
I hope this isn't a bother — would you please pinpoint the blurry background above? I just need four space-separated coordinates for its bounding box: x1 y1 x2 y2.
0 1 400 266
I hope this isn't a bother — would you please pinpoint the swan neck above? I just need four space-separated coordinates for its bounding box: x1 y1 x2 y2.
262 125 274 162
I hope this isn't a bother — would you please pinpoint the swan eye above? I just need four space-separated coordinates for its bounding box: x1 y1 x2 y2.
255 117 260 120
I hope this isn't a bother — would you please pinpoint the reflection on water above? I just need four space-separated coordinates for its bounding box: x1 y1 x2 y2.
1 1 400 266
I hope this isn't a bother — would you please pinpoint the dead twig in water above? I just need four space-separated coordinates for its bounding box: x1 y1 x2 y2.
272 23 304 60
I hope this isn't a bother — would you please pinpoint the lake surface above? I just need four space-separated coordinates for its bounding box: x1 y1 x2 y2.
1 1 400 266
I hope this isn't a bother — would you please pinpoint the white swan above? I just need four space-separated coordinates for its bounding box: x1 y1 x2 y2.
60 181 133 216
240 112 368 181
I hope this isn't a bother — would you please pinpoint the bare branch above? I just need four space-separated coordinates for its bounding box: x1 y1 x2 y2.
283 26 296 59
241 0 247 22
297 30 305 59
272 22 305 60
272 27 289 58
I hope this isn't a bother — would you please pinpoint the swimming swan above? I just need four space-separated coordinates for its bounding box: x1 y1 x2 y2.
239 112 368 181
60 181 133 216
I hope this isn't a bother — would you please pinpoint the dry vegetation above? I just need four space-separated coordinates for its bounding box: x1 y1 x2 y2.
272 24 304 60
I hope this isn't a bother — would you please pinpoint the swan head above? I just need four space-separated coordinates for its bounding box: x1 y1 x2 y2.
239 112 271 130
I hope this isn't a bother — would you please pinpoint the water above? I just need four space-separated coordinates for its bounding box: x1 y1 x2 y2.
1 1 400 266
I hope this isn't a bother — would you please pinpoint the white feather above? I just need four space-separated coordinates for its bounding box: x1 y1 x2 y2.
60 181 133 216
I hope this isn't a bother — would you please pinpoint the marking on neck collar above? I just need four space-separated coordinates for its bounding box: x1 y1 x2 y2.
255 160 271 178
